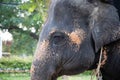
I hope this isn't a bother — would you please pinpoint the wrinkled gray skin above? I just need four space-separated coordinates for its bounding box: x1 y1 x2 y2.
31 0 120 80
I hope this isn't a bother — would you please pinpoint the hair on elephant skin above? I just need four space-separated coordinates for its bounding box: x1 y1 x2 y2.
31 0 120 80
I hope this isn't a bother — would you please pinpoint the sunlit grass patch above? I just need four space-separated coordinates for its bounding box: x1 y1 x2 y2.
0 73 30 80
58 71 96 80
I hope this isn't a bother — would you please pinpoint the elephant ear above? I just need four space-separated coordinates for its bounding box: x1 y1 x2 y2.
91 4 120 52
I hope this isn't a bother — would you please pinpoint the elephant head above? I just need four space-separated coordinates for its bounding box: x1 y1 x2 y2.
31 0 120 80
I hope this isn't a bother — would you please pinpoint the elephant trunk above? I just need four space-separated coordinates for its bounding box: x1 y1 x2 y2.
31 60 57 80
30 41 58 80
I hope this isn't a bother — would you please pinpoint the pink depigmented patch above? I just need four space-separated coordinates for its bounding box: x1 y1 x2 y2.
30 65 35 74
69 29 86 45
69 32 81 45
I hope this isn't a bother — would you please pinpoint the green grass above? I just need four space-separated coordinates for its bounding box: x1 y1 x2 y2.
0 72 96 80
58 74 96 80
58 71 96 80
0 73 30 80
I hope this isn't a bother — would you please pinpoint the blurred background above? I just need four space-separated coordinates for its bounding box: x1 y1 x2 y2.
0 0 48 80
0 0 48 56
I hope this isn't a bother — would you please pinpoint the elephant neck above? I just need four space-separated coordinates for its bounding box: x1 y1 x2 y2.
89 40 120 80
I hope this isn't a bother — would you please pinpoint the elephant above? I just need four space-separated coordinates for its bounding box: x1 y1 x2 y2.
99 0 120 18
31 0 120 80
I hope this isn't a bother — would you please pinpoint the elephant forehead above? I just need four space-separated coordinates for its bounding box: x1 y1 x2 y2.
69 29 86 45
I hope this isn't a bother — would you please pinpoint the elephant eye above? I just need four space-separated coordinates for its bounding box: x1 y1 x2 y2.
51 32 67 46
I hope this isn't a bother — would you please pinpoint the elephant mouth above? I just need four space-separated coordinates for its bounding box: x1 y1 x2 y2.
50 67 65 80
51 76 57 80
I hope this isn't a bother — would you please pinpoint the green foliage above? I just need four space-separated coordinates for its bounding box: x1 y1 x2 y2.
20 2 37 12
0 56 33 70
0 2 18 27
10 31 37 55
0 0 48 55
18 0 48 31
